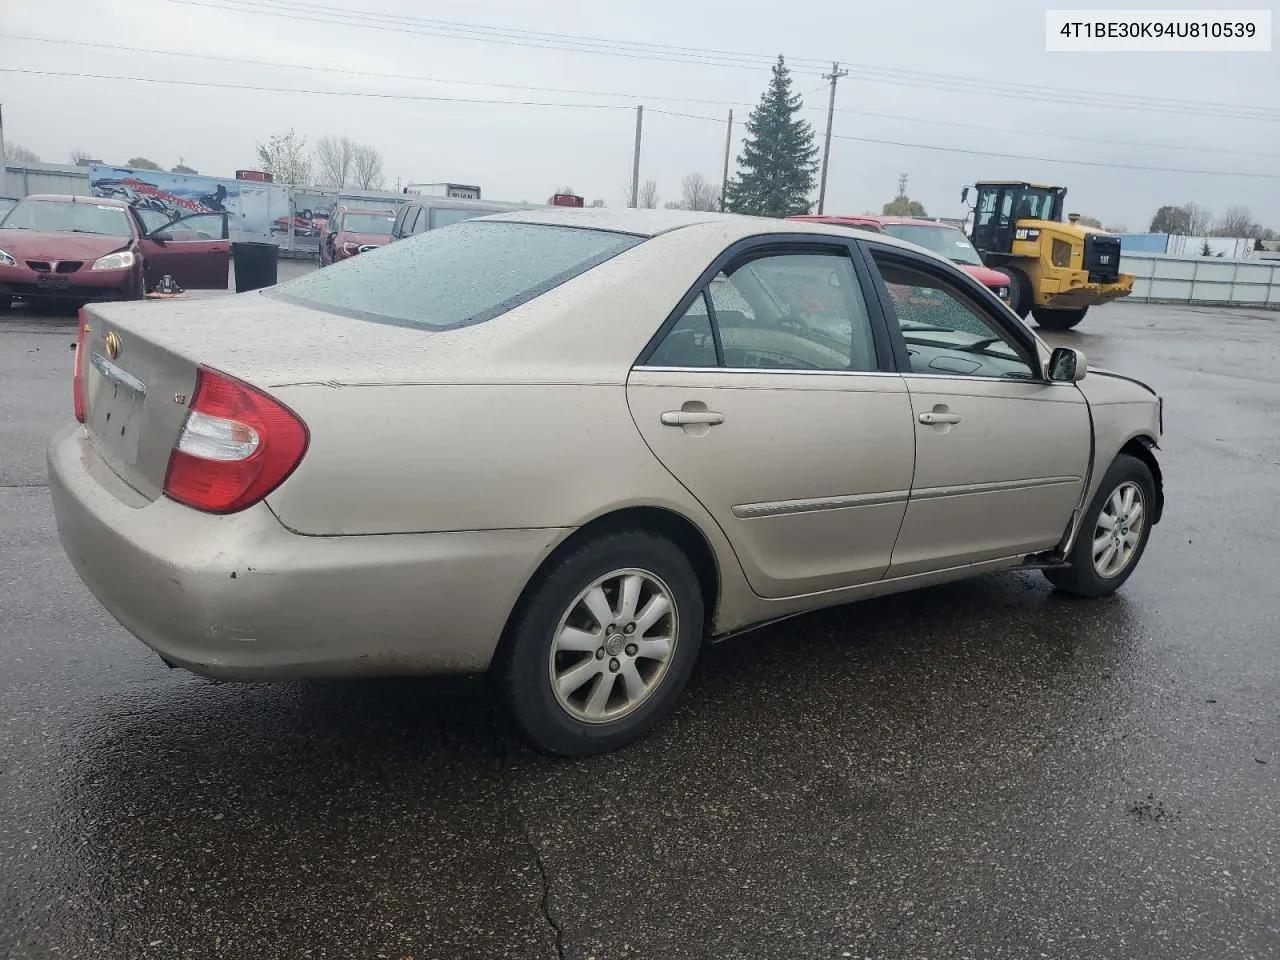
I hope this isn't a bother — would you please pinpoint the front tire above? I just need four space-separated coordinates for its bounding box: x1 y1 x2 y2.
1032 305 1088 330
1045 453 1154 597
498 531 704 756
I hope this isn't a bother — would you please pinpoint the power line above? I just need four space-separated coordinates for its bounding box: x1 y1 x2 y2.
0 34 762 110
0 68 636 111
3 64 1270 179
824 131 1280 179
5 60 1273 180
164 0 1280 121
164 0 829 74
647 109 1280 179
8 33 1274 158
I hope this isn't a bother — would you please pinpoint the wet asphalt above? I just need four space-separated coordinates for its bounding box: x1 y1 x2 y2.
1 285 1278 959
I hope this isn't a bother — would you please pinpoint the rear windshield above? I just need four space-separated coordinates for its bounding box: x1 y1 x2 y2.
340 212 395 235
266 221 643 330
2 199 133 237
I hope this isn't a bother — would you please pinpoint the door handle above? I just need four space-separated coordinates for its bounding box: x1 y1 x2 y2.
661 410 725 427
918 411 962 425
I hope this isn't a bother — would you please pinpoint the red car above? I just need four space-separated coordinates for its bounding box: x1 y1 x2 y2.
0 195 229 311
790 215 1011 302
319 206 396 267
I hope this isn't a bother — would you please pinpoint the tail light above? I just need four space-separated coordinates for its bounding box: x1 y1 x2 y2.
163 367 309 514
73 308 87 423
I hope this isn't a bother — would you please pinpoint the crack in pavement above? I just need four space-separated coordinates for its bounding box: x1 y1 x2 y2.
490 707 566 960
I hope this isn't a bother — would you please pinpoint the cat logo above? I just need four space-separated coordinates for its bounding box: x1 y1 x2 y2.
1014 228 1041 242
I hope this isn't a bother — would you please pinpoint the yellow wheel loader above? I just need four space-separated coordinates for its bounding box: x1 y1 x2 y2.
962 182 1133 330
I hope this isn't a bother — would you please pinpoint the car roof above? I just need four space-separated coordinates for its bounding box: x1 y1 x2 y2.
793 214 959 229
976 181 1060 189
483 207 959 244
21 194 131 208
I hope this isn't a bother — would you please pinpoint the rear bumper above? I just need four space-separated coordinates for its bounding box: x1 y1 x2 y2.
48 424 564 680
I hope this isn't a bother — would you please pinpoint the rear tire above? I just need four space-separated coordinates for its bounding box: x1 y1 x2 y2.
1045 453 1154 598
1032 306 1088 330
497 530 704 756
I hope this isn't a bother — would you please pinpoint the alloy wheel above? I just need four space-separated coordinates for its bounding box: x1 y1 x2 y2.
1092 480 1146 578
548 568 678 724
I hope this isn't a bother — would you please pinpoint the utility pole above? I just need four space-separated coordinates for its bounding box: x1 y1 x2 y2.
816 61 847 215
630 105 644 208
720 109 733 212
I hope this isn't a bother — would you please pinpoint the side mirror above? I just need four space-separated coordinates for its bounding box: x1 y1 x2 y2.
1048 346 1087 382
960 186 970 205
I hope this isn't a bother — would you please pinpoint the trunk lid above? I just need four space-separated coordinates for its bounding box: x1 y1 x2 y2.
78 293 474 499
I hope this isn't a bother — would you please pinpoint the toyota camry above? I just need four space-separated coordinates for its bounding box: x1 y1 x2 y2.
49 209 1164 755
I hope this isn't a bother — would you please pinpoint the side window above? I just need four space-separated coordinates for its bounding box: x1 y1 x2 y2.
870 253 1036 381
135 207 174 234
709 250 877 372
392 206 408 238
647 292 717 367
152 213 225 241
411 207 431 235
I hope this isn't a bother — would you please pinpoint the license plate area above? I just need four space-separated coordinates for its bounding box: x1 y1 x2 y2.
88 353 148 464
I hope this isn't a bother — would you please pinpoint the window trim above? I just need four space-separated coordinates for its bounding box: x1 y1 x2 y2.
634 233 898 374
854 239 1046 381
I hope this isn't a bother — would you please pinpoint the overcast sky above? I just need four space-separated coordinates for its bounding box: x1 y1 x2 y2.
1 0 1277 230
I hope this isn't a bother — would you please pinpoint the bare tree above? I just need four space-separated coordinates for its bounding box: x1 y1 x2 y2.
1104 223 1128 233
1183 202 1213 236
350 144 385 190
589 198 606 208
126 157 163 171
1212 206 1254 237
679 173 720 211
70 149 97 165
638 179 659 209
4 143 40 163
313 135 356 188
255 129 311 185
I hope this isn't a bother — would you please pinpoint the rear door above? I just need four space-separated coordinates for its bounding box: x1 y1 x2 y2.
137 212 230 290
627 237 915 599
862 243 1090 577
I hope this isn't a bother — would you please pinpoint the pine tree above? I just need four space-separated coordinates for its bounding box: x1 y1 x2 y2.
725 56 819 217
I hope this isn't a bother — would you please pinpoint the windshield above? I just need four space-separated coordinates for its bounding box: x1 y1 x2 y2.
0 199 133 237
266 221 643 330
341 212 395 235
882 224 983 266
1013 188 1057 222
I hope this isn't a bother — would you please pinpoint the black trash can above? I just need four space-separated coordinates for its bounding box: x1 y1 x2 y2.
231 242 280 293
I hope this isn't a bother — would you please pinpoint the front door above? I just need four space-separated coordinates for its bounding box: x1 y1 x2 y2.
627 242 915 599
970 185 1015 256
863 246 1091 577
137 212 230 290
